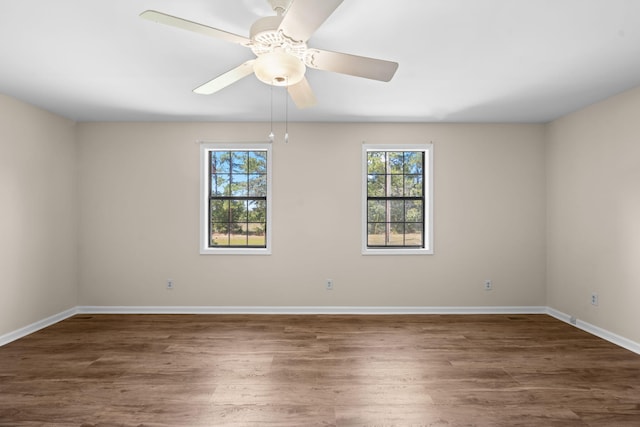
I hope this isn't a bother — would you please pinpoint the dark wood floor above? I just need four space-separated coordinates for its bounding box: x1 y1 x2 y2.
0 314 639 426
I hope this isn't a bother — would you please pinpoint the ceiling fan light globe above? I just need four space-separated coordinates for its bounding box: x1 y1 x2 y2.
254 51 305 86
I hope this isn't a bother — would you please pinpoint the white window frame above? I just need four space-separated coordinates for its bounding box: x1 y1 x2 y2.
362 143 433 255
200 142 272 255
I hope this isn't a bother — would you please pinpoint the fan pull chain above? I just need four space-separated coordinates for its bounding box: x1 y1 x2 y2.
268 83 275 142
284 77 289 143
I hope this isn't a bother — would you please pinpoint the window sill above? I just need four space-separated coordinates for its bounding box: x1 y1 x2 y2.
200 247 271 255
362 248 433 256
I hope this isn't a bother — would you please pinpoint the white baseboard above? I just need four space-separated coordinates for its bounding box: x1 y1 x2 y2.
2 306 638 356
77 305 548 315
0 307 78 347
546 307 640 355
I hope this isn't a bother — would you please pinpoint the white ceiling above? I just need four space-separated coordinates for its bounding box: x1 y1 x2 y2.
1 0 640 123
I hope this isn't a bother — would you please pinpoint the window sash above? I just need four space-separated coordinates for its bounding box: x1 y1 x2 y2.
208 150 268 249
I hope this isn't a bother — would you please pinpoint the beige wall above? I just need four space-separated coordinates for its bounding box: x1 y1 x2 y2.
76 122 546 308
5 84 639 347
0 95 78 337
547 86 640 343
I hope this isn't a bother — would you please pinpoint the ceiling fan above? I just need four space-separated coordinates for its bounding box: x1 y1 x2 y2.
140 0 399 108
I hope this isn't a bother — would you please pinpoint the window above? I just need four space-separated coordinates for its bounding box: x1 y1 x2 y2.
200 143 272 254
362 144 433 255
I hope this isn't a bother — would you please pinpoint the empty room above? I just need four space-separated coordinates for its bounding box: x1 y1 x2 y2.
1 0 639 425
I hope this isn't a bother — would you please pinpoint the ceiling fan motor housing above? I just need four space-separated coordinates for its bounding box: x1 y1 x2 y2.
249 15 284 41
250 15 307 86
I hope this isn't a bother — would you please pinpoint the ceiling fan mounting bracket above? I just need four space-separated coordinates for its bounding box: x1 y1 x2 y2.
268 0 292 15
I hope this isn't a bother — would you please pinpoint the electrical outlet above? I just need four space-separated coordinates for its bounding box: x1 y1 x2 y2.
484 279 493 291
167 279 174 290
326 279 333 290
591 293 598 306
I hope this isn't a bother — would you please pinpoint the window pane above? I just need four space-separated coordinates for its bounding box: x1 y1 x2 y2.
229 200 248 222
211 222 230 235
211 223 230 246
367 174 385 197
249 233 266 247
388 152 404 174
232 152 247 173
211 151 231 173
211 174 230 196
367 152 385 174
389 200 405 222
403 152 423 174
388 224 405 245
367 223 385 246
368 200 386 223
210 200 230 223
248 151 267 174
405 200 423 222
248 223 266 246
231 174 248 197
390 174 404 196
248 173 266 197
404 174 422 197
247 200 266 222
405 223 423 246
229 222 248 245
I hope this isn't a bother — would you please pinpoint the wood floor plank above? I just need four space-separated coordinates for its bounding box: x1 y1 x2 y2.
1 314 639 426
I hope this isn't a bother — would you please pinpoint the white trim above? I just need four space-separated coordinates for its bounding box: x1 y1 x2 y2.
0 307 78 347
362 143 434 255
3 306 638 356
546 307 640 355
199 142 272 255
546 307 574 324
76 305 546 315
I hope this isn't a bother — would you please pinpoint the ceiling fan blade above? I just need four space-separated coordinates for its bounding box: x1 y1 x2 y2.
193 60 256 95
140 10 251 46
287 77 317 108
308 49 398 82
278 0 343 42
